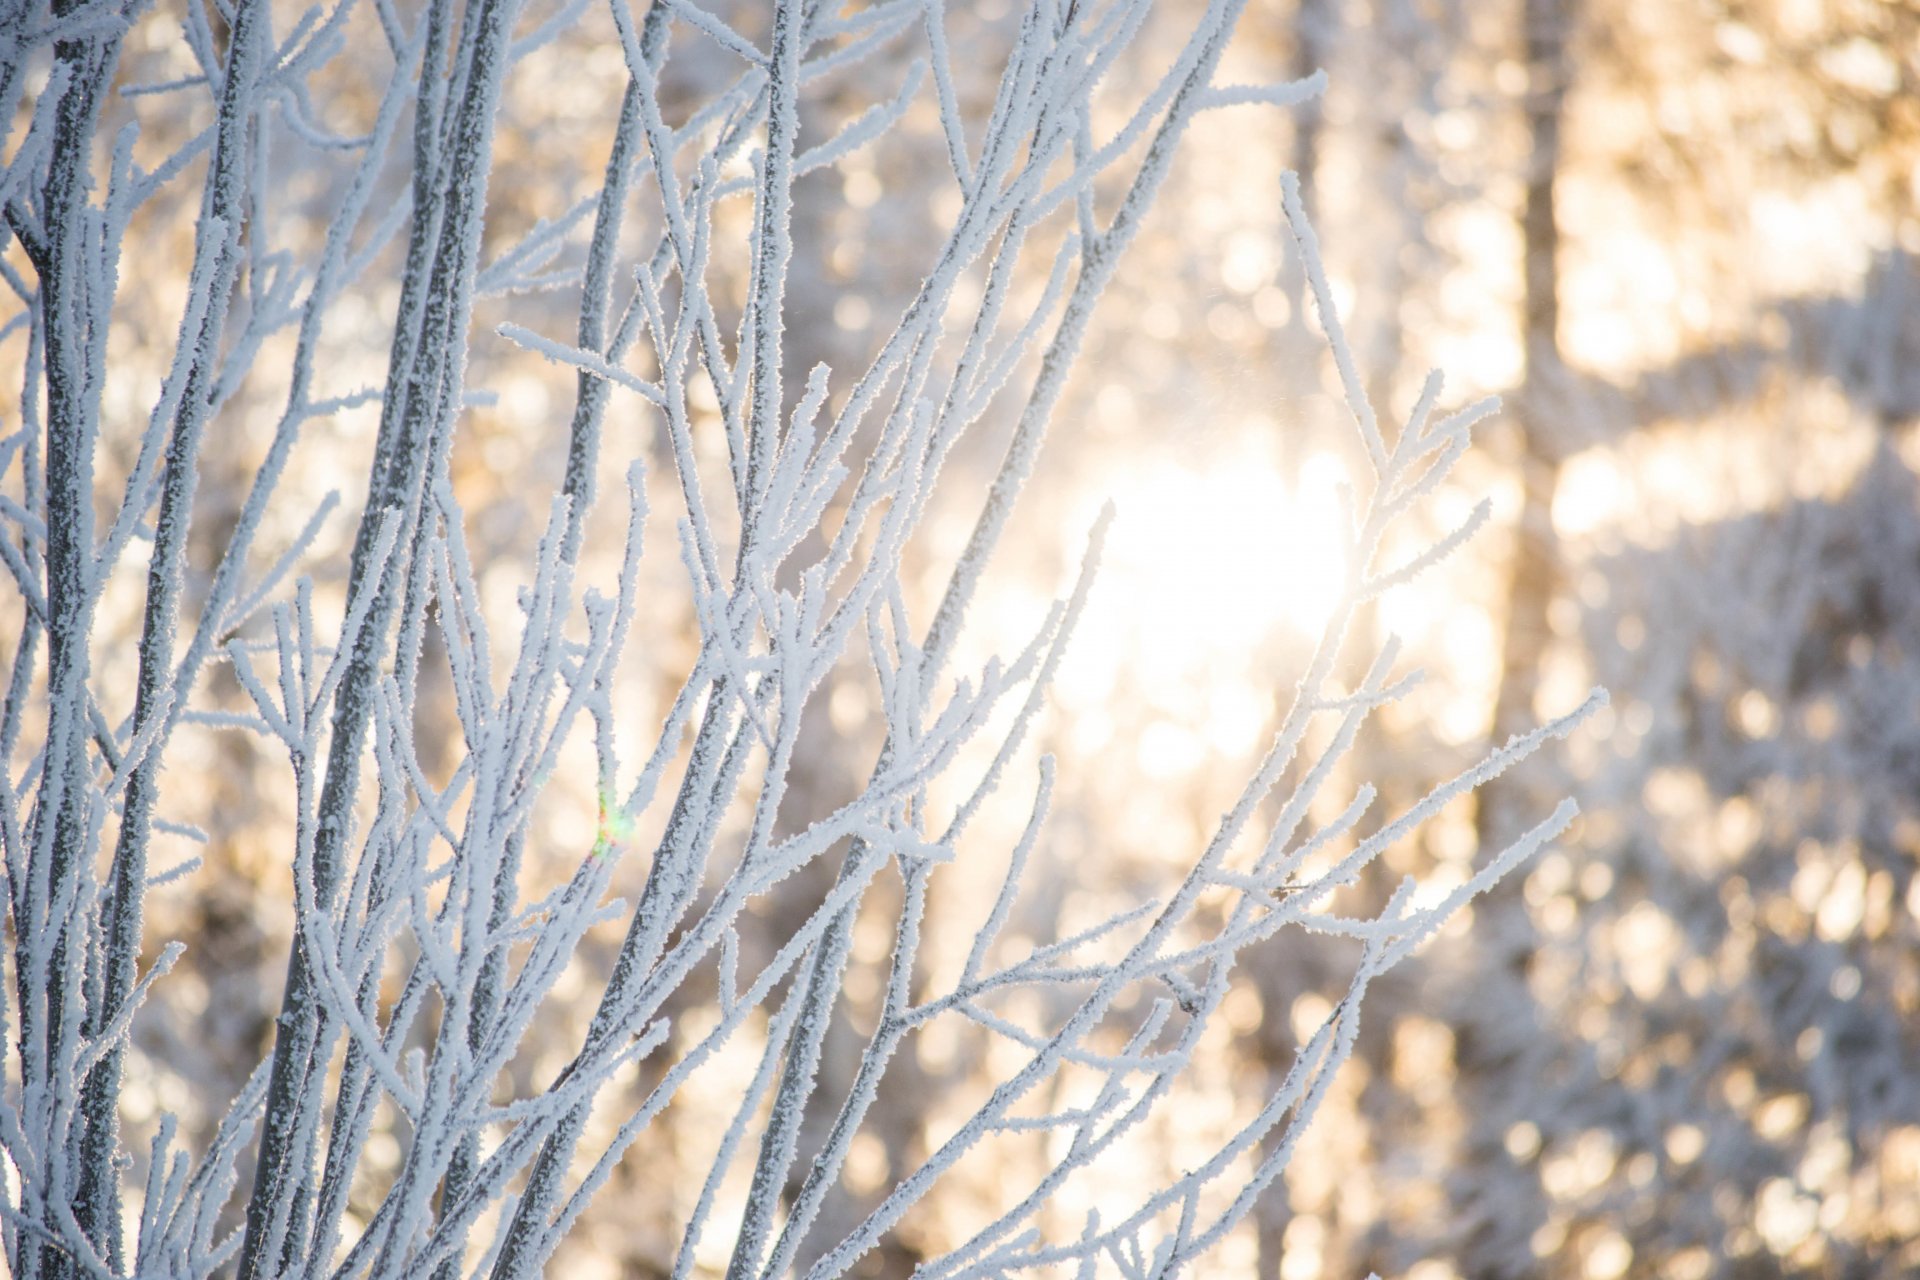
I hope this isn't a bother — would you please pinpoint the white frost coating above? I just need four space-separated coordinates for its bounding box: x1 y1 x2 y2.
0 3 1597 1279
494 323 666 404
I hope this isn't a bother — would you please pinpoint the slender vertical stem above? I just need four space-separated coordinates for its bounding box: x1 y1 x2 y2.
76 0 267 1263
18 2 124 1274
237 0 525 1270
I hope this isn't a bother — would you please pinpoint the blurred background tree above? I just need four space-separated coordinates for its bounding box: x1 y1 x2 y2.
970 0 1920 1275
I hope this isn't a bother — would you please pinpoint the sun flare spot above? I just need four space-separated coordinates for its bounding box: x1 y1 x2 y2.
1059 445 1351 752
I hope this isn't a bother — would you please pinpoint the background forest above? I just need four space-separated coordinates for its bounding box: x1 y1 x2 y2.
1102 1 1920 1275
3 0 1919 1277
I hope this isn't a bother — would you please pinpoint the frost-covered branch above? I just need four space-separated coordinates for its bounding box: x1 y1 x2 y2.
0 1 1594 1277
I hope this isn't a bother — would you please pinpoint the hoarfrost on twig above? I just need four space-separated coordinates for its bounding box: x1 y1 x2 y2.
0 2 1597 1277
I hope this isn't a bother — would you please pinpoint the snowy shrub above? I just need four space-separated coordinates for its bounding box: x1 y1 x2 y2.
0 0 1596 1275
1433 437 1920 1278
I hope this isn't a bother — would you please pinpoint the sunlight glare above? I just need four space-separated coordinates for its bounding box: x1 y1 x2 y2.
1060 446 1350 737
